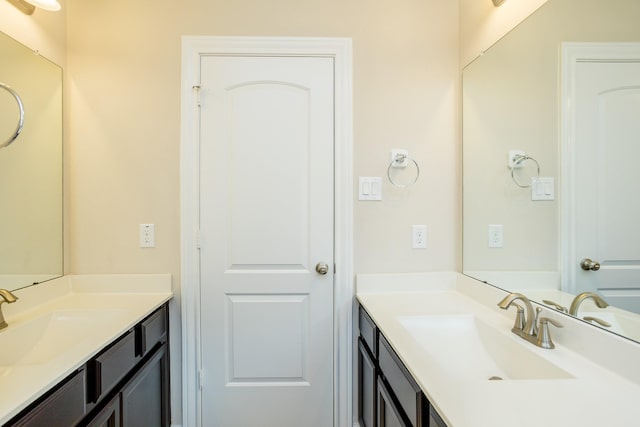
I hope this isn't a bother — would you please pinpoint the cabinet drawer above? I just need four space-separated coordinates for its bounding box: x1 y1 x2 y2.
359 306 377 356
89 330 137 403
136 305 167 357
378 334 425 427
10 369 86 427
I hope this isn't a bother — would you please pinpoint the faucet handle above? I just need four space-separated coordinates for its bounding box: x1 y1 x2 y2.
543 299 568 313
537 317 563 349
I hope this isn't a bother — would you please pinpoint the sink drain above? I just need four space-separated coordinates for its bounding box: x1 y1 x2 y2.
488 376 503 381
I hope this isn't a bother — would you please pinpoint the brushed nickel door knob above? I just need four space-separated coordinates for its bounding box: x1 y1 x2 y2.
315 263 329 275
580 258 601 271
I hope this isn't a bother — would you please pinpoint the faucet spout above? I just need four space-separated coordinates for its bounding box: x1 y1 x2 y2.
498 292 535 335
569 292 609 316
0 289 18 329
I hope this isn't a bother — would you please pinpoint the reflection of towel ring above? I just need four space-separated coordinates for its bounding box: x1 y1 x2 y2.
387 153 420 188
510 154 540 188
0 82 25 149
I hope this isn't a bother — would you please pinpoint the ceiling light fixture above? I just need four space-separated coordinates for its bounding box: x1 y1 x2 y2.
6 0 61 14
493 0 507 6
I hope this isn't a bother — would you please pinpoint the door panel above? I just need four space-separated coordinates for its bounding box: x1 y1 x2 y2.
198 55 334 426
573 58 640 313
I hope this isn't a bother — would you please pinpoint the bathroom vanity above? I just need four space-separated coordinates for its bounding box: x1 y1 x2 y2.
357 273 640 427
358 305 445 427
0 275 172 426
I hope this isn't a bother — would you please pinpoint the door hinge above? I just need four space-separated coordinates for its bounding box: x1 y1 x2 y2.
196 230 202 250
198 370 204 390
193 85 201 107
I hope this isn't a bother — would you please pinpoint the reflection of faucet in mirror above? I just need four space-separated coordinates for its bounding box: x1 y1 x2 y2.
543 299 568 313
569 292 609 316
0 289 18 329
498 293 563 349
583 316 612 328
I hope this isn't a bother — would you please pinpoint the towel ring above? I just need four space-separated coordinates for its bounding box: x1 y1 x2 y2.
387 153 420 188
510 154 540 188
0 82 25 149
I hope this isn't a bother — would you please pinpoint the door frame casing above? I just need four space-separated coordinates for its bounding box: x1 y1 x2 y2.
560 42 640 294
180 36 353 427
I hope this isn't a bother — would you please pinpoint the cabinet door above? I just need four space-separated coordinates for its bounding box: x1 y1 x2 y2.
121 343 169 427
88 330 137 404
429 406 447 427
85 394 121 427
377 378 409 427
358 338 377 427
9 369 86 427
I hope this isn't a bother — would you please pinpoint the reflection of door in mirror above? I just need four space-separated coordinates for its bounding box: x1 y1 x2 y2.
562 43 640 314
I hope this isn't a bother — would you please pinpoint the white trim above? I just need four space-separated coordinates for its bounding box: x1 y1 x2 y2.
560 42 640 295
180 36 353 427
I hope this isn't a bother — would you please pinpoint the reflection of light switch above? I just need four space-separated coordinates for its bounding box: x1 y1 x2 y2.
531 177 554 201
359 177 382 201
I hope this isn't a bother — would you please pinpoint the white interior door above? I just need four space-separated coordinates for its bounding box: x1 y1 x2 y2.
565 44 640 313
198 55 335 426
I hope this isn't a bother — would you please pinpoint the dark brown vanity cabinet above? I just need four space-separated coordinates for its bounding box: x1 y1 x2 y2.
358 305 447 427
6 303 170 427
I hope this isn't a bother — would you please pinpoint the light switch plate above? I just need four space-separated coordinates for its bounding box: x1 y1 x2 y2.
531 177 554 201
359 177 382 201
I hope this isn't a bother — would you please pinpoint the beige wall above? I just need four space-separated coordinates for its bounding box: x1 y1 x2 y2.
0 1 66 66
459 0 549 67
64 0 460 281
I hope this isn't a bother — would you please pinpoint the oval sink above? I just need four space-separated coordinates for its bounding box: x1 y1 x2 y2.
0 309 124 366
398 314 574 381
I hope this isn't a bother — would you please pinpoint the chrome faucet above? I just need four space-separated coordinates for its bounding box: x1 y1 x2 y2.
569 292 609 316
498 292 563 349
0 289 18 329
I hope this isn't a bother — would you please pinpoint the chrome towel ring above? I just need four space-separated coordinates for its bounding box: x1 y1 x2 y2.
387 153 420 188
0 82 25 149
510 153 540 188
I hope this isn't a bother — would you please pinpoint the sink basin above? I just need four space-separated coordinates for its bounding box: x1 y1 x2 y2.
398 314 574 381
0 309 124 366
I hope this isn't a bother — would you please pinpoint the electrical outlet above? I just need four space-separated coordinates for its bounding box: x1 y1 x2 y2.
488 224 503 248
412 225 427 249
140 224 155 248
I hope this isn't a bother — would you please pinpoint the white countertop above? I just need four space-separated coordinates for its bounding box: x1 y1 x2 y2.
357 272 640 427
0 274 173 424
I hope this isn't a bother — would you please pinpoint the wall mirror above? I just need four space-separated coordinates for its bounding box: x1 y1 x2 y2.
0 30 63 290
463 0 640 342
